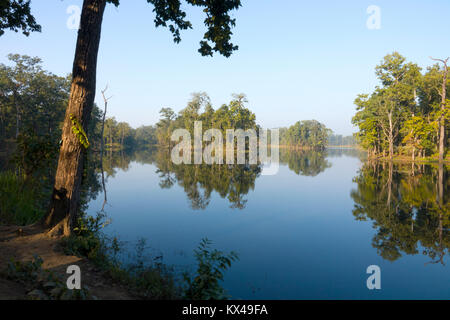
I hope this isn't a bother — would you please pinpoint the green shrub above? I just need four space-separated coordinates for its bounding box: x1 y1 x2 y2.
61 212 111 261
0 171 44 225
183 238 238 300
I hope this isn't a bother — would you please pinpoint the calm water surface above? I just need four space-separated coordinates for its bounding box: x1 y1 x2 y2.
87 148 449 299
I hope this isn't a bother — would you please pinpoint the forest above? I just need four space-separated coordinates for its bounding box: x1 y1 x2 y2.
352 52 449 161
0 53 337 224
0 54 335 159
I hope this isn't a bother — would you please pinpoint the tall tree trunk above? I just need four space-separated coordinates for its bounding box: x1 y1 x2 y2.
438 64 446 162
42 0 107 236
431 57 448 163
388 111 394 160
14 93 20 139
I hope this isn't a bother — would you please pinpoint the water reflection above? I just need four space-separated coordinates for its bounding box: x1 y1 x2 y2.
100 148 337 210
351 161 449 264
86 147 449 298
96 147 449 265
278 148 331 176
154 149 261 210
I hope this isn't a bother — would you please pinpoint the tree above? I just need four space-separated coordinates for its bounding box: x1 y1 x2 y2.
0 54 70 144
430 57 449 163
0 0 41 36
352 94 380 156
104 117 117 147
117 122 132 148
156 107 176 147
400 115 435 161
279 120 330 150
374 53 420 159
351 52 450 160
178 92 210 136
41 0 242 235
134 125 157 147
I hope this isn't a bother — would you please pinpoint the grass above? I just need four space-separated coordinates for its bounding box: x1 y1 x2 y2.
0 171 46 226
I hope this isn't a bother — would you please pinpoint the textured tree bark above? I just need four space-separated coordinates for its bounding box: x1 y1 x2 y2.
42 0 107 236
438 65 447 163
431 57 448 163
388 111 394 160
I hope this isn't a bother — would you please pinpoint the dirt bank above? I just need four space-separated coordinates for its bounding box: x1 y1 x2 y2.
0 225 133 300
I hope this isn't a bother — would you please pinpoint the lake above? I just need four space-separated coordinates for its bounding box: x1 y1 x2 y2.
86 148 449 299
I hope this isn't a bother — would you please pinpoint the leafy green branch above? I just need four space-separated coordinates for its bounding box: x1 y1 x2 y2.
70 114 90 149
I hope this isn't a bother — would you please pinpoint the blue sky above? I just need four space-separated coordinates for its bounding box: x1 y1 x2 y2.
1 0 450 135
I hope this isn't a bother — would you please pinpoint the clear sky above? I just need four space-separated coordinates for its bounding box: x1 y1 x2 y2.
1 0 450 135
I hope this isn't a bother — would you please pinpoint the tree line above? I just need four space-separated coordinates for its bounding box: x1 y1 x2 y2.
0 53 342 165
154 92 257 148
0 54 159 155
0 51 342 234
328 134 356 147
352 52 449 161
278 120 331 150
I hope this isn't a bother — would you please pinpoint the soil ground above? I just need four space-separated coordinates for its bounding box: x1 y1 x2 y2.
0 225 134 300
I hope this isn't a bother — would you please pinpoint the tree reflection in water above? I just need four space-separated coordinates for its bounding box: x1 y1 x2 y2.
98 147 334 210
351 161 449 264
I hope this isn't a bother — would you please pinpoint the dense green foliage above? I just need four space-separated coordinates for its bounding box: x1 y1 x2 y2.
155 92 257 148
0 0 41 36
352 52 449 160
0 171 44 225
0 54 69 148
1 0 241 57
116 0 242 57
279 120 331 150
0 54 105 225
